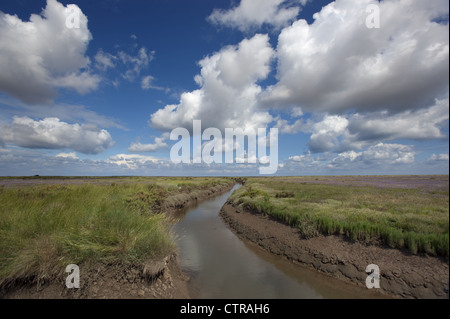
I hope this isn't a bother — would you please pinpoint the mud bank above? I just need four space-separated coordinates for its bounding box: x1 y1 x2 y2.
2 182 236 299
2 254 189 299
163 182 236 217
220 202 449 299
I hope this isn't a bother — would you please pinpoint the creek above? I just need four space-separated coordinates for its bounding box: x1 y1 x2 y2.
172 185 379 299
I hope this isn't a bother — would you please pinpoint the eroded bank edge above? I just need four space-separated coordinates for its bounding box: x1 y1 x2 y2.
219 201 449 299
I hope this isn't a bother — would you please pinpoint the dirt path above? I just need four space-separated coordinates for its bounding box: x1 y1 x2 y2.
220 202 449 299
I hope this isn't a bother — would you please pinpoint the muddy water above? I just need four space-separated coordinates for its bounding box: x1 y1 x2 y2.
172 185 382 299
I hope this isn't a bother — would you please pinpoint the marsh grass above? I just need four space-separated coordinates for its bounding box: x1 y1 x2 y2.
0 177 233 287
229 177 449 257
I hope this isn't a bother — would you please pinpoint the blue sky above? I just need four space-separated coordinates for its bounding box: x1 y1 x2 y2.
0 0 449 176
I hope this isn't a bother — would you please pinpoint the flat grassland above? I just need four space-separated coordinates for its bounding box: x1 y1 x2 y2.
229 175 449 257
0 176 234 293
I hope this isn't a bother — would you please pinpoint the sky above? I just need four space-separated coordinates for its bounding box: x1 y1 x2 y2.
0 0 449 176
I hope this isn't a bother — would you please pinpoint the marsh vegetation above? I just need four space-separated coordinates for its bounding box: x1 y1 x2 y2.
0 177 234 289
228 176 449 257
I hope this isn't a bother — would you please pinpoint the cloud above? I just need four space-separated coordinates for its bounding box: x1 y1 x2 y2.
128 136 168 152
262 0 449 113
149 34 275 132
275 118 304 134
94 45 157 89
141 75 155 90
286 142 416 174
288 151 329 166
118 47 154 82
0 96 127 130
208 0 306 31
56 152 79 160
141 75 164 91
0 116 114 154
332 143 415 166
308 115 349 153
51 71 101 95
0 149 178 176
94 50 117 71
0 0 100 104
295 97 449 154
428 153 449 162
0 148 266 176
107 154 160 169
348 98 449 141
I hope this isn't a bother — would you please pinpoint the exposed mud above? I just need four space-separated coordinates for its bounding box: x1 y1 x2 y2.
1 254 189 299
220 202 449 299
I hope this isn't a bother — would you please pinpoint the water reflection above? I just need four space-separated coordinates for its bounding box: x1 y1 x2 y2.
172 185 383 299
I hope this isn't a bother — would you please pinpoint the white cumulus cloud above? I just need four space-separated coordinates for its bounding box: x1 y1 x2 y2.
208 0 307 31
55 152 79 159
0 116 114 154
333 143 415 165
107 154 160 170
0 0 100 104
308 115 349 153
128 136 168 152
149 34 275 132
262 0 449 113
294 97 449 154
